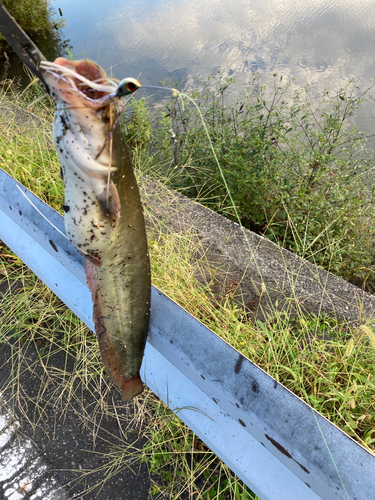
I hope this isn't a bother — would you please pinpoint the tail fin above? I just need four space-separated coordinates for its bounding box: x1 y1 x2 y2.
121 376 144 402
85 260 144 401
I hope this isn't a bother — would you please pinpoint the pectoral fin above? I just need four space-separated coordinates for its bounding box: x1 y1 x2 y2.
97 181 121 227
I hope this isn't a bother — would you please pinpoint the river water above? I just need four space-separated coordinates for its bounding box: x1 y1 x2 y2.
5 0 375 133
53 0 375 132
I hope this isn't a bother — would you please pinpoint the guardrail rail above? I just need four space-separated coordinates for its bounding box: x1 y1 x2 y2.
0 168 374 500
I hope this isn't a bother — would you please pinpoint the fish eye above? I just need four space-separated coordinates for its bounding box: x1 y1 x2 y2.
126 82 137 91
117 78 141 97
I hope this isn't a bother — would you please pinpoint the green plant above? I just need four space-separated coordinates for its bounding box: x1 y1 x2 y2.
0 0 64 44
0 79 63 213
140 400 258 499
127 74 375 288
2 75 375 500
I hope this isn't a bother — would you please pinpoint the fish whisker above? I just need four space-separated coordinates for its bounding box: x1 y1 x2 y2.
41 66 117 108
56 86 118 109
106 103 114 209
96 99 124 161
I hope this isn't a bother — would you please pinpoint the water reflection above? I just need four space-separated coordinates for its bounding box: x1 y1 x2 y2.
55 0 375 87
5 0 375 131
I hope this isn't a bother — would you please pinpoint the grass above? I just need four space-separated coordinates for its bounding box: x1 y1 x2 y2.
145 225 375 449
125 74 375 291
0 77 375 498
0 0 65 49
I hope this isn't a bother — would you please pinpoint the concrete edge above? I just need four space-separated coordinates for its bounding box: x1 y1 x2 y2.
140 176 375 324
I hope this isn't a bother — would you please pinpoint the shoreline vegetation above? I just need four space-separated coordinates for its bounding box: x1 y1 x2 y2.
0 0 64 49
1 66 375 497
128 73 375 292
0 0 67 84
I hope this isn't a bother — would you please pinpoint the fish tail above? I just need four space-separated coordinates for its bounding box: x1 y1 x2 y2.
85 260 144 399
121 376 144 402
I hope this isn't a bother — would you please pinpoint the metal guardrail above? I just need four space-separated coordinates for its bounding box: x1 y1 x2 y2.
0 168 374 500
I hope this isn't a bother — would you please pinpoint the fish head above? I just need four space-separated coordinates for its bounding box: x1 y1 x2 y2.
41 58 141 112
41 57 119 177
42 57 116 111
41 58 124 252
40 57 141 162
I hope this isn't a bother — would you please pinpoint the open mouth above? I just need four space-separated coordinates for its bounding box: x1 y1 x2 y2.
73 60 109 100
39 58 141 108
40 58 118 103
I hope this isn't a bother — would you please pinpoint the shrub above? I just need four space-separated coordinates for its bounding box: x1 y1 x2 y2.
0 0 64 46
125 74 375 288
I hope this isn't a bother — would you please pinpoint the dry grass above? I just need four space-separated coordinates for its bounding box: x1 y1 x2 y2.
0 79 374 499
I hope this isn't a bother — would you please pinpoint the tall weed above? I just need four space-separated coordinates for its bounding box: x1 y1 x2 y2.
125 74 375 287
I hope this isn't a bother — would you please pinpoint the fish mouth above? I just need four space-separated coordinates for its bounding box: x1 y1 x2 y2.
40 57 118 107
40 58 141 108
72 59 109 100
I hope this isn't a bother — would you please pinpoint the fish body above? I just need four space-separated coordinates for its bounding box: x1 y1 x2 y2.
42 58 151 400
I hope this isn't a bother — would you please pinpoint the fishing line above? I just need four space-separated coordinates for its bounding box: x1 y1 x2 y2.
140 85 178 95
40 61 118 94
16 185 67 240
176 91 275 313
15 185 89 256
53 85 117 109
41 64 120 109
311 408 351 500
106 101 115 210
96 99 124 161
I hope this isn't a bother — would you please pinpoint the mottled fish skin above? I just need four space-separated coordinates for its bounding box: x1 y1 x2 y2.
42 58 151 401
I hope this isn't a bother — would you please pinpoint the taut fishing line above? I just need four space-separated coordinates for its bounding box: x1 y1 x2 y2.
15 185 90 255
176 91 275 314
174 90 350 496
311 409 351 500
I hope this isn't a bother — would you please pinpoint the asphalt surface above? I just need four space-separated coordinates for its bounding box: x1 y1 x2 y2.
0 290 154 500
0 399 69 500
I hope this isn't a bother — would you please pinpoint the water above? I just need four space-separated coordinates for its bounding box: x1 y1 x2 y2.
52 0 375 132
5 0 375 132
